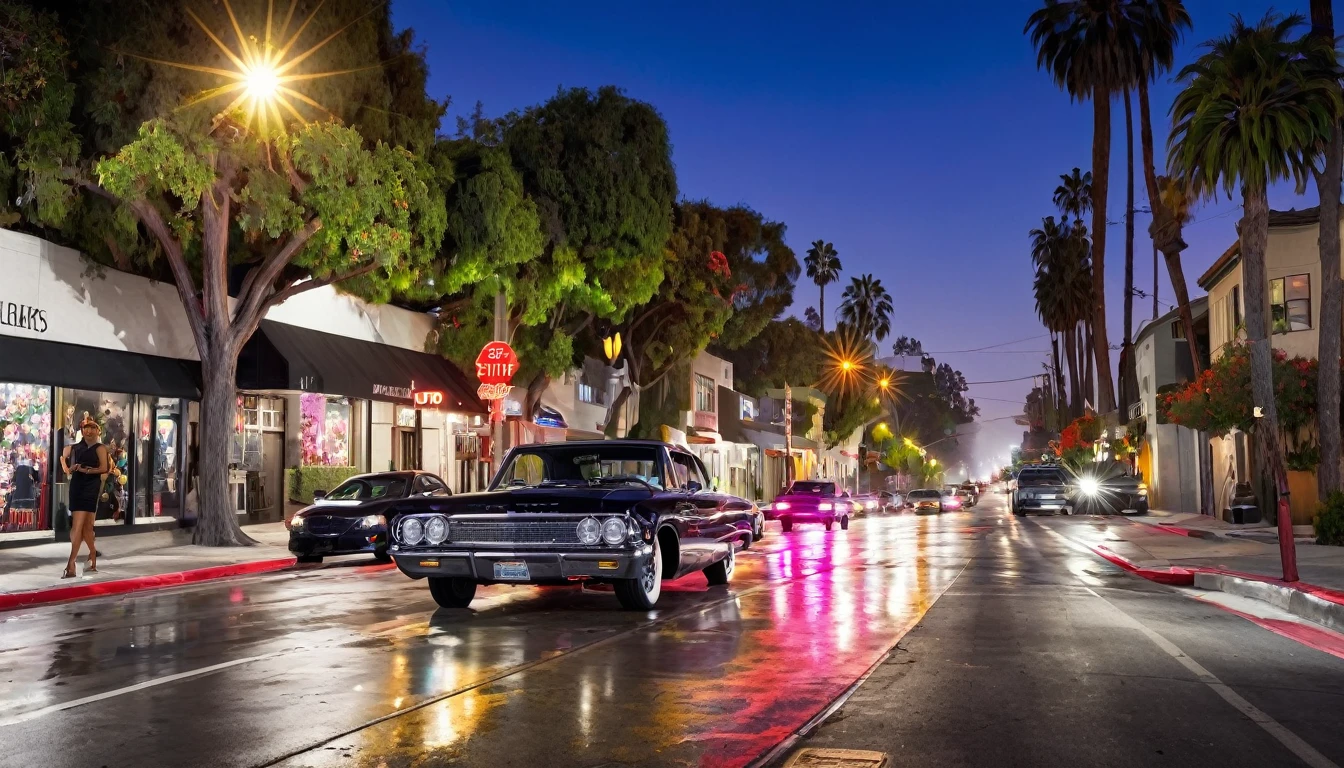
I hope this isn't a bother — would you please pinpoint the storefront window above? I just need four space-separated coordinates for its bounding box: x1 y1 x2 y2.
135 397 183 520
397 407 417 427
1 383 52 533
300 393 352 466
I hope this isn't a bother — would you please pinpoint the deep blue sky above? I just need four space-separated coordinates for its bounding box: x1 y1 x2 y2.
392 0 1317 467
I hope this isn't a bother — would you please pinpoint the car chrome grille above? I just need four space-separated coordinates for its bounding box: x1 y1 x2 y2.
305 515 354 535
448 520 581 545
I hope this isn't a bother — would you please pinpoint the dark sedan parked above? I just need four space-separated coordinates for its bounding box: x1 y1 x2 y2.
288 470 451 563
385 440 760 611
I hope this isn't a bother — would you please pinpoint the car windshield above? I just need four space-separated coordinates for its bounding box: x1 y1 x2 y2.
1019 470 1066 487
787 481 837 496
493 445 665 490
325 477 407 501
909 490 940 500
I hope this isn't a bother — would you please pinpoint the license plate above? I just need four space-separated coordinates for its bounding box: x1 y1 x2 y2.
1122 508 1139 515
493 561 530 580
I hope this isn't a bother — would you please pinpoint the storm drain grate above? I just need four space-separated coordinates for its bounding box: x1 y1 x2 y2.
783 748 888 768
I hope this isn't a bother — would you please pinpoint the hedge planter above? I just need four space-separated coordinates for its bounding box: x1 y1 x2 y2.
286 466 363 505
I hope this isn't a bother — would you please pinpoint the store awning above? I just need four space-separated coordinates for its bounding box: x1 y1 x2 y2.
0 335 201 399
238 321 485 413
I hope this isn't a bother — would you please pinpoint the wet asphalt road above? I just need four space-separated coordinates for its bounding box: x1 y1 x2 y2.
2 496 1342 768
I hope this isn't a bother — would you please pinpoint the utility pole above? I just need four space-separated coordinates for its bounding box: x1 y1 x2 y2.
1152 242 1160 320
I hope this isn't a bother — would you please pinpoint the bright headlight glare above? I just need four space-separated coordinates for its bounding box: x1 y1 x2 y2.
819 502 833 511
424 516 448 545
1079 477 1101 497
775 502 790 510
289 515 305 529
401 517 424 545
360 514 384 528
601 517 627 546
576 517 602 545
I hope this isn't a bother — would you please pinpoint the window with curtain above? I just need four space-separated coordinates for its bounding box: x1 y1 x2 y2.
1270 275 1311 333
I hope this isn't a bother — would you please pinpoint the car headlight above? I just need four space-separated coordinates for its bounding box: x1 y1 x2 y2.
775 502 790 510
819 502 833 511
577 517 602 545
1137 487 1148 496
360 514 385 528
424 516 448 545
289 515 305 530
1078 477 1100 497
865 500 877 509
601 517 627 546
400 517 424 545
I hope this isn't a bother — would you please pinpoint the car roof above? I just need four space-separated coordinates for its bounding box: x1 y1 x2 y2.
345 470 438 481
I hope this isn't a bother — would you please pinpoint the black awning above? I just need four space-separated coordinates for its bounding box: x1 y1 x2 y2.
0 335 200 399
238 321 485 413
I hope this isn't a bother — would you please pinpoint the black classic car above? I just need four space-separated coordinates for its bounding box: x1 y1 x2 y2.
288 470 452 562
385 440 764 611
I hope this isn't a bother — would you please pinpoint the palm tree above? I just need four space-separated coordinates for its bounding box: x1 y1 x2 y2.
839 274 894 343
1027 0 1150 414
1312 0 1343 499
805 241 842 333
1170 11 1340 580
1053 168 1092 224
1131 0 1197 376
1031 216 1093 416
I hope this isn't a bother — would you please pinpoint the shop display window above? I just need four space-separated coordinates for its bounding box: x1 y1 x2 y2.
135 397 183 520
300 393 351 466
1 383 52 532
61 389 132 523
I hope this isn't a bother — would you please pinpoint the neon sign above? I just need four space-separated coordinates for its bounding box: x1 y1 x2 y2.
475 342 519 422
413 390 445 407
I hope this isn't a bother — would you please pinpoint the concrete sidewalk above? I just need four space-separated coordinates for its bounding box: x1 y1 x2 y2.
0 523 295 604
1132 508 1315 541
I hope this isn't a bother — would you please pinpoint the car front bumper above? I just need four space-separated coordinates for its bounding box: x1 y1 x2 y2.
289 530 385 556
391 543 655 583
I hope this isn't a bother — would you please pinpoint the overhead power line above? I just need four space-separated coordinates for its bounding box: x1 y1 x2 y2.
924 334 1049 354
965 374 1040 385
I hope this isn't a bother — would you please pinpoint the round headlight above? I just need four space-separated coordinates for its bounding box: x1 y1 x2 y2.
425 516 448 545
576 517 602 545
401 517 424 545
601 517 626 546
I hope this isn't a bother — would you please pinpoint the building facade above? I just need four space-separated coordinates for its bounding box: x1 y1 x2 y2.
1133 297 1209 515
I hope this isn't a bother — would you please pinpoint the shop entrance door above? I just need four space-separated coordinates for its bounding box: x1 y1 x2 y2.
397 429 420 470
256 432 284 521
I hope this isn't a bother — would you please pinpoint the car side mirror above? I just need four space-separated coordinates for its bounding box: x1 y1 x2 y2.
687 480 703 493
313 489 327 500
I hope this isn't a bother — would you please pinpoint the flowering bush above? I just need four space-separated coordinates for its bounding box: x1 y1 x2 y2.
1160 342 1318 437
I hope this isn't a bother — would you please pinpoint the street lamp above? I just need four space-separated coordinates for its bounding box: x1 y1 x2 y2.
602 331 622 363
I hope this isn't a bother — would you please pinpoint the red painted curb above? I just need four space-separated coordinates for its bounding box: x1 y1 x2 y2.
1197 598 1344 661
1088 544 1196 586
1199 567 1344 608
0 557 298 612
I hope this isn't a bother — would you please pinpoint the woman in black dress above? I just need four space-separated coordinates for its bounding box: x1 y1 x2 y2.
61 416 108 578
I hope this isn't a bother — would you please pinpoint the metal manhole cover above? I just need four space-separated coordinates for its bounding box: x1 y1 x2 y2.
783 748 888 768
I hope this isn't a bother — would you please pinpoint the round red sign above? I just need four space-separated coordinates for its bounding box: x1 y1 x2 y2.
475 341 519 388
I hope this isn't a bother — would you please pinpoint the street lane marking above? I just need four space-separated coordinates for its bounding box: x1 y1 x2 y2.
0 648 301 728
1082 586 1338 768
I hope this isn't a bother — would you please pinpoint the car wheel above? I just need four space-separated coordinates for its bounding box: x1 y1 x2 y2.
824 518 834 531
780 517 793 533
840 515 850 531
373 548 392 563
703 543 734 586
752 517 764 544
428 577 477 609
296 555 323 564
616 539 663 610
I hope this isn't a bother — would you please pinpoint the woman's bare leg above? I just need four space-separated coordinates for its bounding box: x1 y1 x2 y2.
64 512 90 575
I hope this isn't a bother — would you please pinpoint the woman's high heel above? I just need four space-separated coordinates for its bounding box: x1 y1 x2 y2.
60 568 77 579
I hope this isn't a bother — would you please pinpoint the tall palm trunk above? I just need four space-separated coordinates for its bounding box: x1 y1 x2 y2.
1138 81 1201 375
1313 0 1343 498
1085 322 1096 411
1089 89 1117 413
1242 183 1297 580
1063 326 1081 418
1152 242 1159 320
1121 89 1137 414
818 282 827 334
1051 333 1066 416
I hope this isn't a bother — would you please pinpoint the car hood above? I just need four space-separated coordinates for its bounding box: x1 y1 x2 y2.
295 497 401 518
387 486 651 517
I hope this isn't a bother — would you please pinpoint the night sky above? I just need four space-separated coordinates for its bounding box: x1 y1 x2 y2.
393 0 1318 471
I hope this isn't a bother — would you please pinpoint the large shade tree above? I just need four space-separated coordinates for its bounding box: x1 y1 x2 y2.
804 240 842 333
1027 0 1151 413
1169 11 1340 580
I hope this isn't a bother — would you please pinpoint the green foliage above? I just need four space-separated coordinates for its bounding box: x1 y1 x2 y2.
1286 443 1321 472
1315 492 1344 546
823 393 879 448
723 318 825 398
286 466 363 505
1169 12 1341 200
1161 343 1319 439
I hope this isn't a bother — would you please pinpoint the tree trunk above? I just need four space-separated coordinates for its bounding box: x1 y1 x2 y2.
604 384 634 438
1121 89 1137 415
1152 242 1160 320
818 284 826 334
1051 334 1067 416
1063 326 1081 418
193 349 256 546
1241 183 1297 581
1137 81 1202 375
1090 88 1117 413
1314 0 1343 498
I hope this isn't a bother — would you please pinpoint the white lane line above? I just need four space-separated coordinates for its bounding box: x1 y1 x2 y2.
0 648 301 729
1081 586 1339 767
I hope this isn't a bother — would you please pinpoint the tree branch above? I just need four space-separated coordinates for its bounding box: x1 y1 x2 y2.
233 218 323 328
264 260 380 313
124 197 209 356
